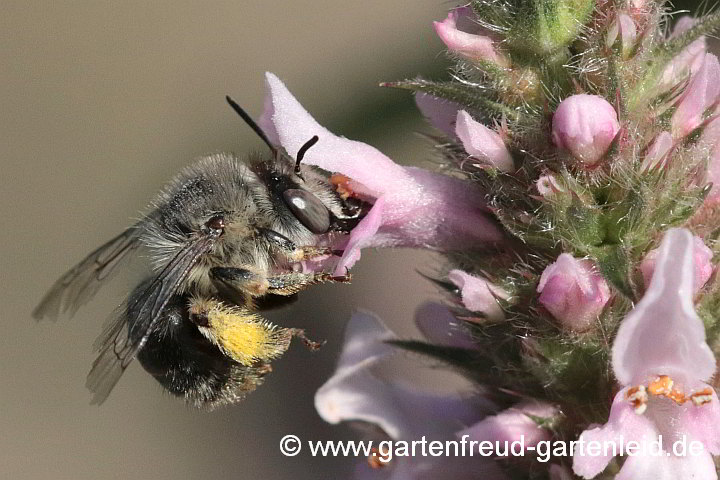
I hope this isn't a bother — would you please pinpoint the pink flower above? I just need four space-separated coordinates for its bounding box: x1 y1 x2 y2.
415 93 461 137
448 269 509 322
315 311 507 480
455 110 514 172
536 254 611 331
641 234 713 294
258 73 503 274
671 54 720 139
433 7 508 66
573 229 720 480
459 401 558 455
551 95 620 167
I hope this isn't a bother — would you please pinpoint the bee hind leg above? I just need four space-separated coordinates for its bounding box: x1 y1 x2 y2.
189 297 293 366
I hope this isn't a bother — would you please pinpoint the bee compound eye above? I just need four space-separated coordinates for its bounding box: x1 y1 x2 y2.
282 189 331 234
205 215 225 235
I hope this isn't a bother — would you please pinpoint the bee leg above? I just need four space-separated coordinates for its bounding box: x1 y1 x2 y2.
287 328 326 350
265 271 352 296
258 228 333 261
209 267 270 303
189 297 293 367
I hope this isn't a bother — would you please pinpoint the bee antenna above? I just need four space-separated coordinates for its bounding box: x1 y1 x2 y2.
225 95 277 154
295 135 319 176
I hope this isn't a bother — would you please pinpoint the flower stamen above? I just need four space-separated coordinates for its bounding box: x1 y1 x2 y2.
626 385 648 414
690 387 714 406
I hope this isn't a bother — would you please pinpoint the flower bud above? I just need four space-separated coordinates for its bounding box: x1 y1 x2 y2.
433 7 508 66
448 269 509 322
536 174 565 197
455 110 514 172
606 13 637 58
640 131 673 171
641 235 713 294
537 254 611 331
551 94 620 167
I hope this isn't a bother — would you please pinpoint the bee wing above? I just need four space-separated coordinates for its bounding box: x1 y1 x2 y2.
32 227 141 320
86 235 216 404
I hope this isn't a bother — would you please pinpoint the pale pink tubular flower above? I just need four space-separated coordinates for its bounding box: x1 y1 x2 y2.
415 93 461 137
551 95 620 167
258 73 503 274
536 254 611 331
433 7 508 66
573 228 720 480
671 53 720 139
315 311 507 480
455 110 514 172
448 269 509 322
458 401 557 455
640 234 713 294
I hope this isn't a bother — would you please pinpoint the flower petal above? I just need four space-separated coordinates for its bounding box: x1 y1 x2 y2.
640 234 713 294
572 388 658 479
433 7 505 65
260 72 410 196
612 228 716 387
677 385 720 455
615 449 717 480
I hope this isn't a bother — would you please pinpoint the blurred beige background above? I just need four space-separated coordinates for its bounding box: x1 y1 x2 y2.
0 2 454 479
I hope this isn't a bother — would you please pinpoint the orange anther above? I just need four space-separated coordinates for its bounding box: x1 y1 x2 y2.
331 174 354 199
690 388 714 406
648 375 674 396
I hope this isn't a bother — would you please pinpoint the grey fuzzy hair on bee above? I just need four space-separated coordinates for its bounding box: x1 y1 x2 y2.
33 97 366 409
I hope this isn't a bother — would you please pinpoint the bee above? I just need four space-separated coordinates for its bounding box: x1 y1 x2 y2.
33 97 366 409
